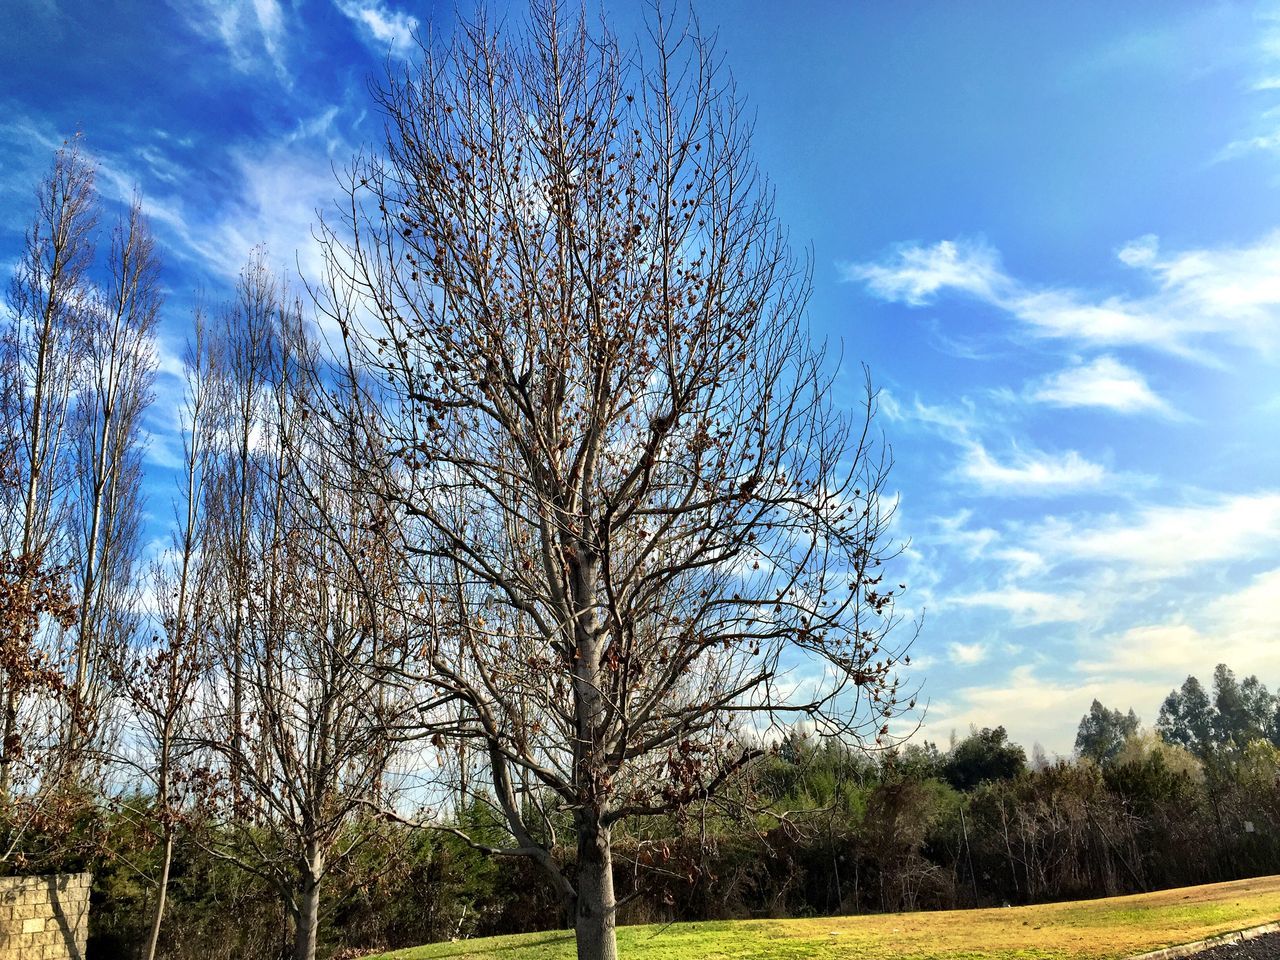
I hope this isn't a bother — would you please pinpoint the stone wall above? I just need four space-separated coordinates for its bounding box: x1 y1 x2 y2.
0 873 90 960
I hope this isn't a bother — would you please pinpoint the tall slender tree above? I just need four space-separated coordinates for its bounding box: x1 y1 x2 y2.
67 194 161 771
114 313 218 960
206 251 279 804
1158 675 1216 757
1074 700 1140 764
0 140 97 798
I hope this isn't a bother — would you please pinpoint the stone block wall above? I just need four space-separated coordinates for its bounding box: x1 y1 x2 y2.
0 873 90 960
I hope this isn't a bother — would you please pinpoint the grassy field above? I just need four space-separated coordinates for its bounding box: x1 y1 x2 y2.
366 875 1280 960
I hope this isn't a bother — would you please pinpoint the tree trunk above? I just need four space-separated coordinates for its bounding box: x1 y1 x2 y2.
293 850 323 960
0 689 17 798
293 887 320 960
144 831 173 960
574 819 618 960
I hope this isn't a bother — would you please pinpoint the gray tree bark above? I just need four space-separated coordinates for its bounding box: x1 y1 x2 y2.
574 819 618 960
292 845 324 960
293 883 321 960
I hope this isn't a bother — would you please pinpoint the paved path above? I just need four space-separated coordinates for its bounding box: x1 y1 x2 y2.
1189 932 1280 959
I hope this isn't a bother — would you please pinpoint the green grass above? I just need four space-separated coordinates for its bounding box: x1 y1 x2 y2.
365 875 1280 960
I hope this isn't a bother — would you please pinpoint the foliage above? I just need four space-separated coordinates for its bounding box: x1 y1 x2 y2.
1074 700 1140 764
1157 664 1280 756
942 727 1026 792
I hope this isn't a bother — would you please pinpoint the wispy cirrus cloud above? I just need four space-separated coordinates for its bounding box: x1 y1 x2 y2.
928 510 999 559
200 139 345 281
959 441 1108 495
1065 567 1280 706
169 0 292 84
333 0 419 56
878 390 981 434
949 587 1088 625
1074 623 1205 677
1219 6 1280 161
97 109 351 284
1028 355 1178 417
0 111 66 202
842 232 1280 358
920 571 1280 754
915 488 1280 652
919 665 1167 756
1030 491 1280 580
881 390 1113 497
850 238 1004 306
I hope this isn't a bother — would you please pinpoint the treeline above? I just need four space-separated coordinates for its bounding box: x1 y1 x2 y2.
711 662 1280 919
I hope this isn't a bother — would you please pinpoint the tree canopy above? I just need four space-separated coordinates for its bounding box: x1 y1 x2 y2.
1074 700 1140 764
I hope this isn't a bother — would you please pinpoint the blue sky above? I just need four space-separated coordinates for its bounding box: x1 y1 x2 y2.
3 0 1279 755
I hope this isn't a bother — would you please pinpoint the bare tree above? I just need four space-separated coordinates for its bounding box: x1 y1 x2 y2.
67 194 161 772
318 5 911 958
0 139 97 799
205 251 280 806
199 287 410 960
113 314 218 960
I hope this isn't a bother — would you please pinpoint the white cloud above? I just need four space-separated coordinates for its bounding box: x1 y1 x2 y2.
990 546 1048 579
846 238 1004 306
950 587 1088 625
1074 567 1280 693
1075 623 1204 676
99 114 349 286
1029 355 1177 417
959 441 1107 495
1116 234 1160 267
947 641 989 665
903 652 934 672
877 389 904 422
912 493 1280 751
844 233 1280 358
141 426 187 472
333 0 419 56
1221 10 1280 160
209 144 340 281
919 665 1165 756
0 112 65 200
1031 491 1280 579
889 393 980 435
1215 566 1280 641
882 390 1118 502
1006 288 1171 349
252 0 286 73
168 0 291 83
1220 131 1280 159
930 510 999 558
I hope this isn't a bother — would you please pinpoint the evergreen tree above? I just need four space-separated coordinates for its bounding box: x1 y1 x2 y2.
1074 699 1140 764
